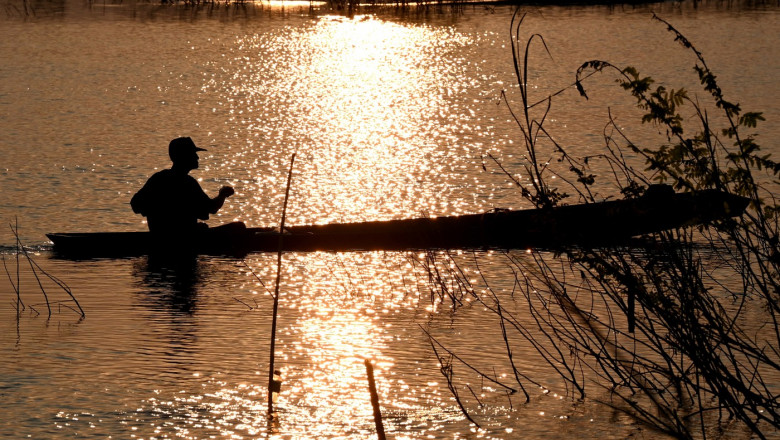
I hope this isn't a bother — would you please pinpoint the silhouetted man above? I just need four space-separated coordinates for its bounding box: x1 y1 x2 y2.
131 137 235 236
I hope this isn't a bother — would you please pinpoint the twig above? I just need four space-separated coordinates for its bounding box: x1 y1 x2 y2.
429 338 481 428
420 325 517 393
233 297 257 310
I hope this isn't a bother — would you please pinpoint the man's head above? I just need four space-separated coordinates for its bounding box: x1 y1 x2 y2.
169 137 206 171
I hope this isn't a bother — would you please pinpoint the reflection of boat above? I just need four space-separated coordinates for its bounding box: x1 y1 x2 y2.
47 187 749 258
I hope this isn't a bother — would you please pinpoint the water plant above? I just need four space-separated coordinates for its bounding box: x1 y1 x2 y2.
3 220 84 319
420 9 780 439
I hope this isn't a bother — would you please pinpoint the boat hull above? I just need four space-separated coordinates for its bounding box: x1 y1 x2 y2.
47 189 749 257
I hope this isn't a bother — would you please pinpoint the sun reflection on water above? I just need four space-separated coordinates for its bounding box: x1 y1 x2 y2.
132 251 475 439
266 252 423 437
205 15 480 227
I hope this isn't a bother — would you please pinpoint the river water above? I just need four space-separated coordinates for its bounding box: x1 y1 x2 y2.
1 0 778 438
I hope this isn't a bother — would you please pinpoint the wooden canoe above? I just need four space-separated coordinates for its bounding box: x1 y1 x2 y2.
46 187 749 258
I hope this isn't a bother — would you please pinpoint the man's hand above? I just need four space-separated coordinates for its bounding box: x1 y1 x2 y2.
219 186 235 198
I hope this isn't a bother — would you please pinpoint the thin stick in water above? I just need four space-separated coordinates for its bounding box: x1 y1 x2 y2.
365 359 387 440
268 153 296 416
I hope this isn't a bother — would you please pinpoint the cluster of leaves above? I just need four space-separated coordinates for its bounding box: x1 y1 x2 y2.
566 14 780 438
577 14 777 201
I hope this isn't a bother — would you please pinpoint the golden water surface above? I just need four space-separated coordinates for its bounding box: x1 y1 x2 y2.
1 1 778 438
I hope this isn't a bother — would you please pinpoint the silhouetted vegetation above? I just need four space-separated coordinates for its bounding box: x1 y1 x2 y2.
420 10 779 438
3 221 84 319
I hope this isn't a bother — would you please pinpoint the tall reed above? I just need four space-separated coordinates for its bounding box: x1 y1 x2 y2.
268 153 296 416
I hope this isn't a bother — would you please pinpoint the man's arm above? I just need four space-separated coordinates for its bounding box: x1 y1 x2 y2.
209 186 235 214
130 183 150 215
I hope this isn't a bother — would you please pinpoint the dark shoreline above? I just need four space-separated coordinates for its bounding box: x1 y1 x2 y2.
3 0 777 22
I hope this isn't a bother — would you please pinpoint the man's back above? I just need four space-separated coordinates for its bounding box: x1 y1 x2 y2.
131 169 213 234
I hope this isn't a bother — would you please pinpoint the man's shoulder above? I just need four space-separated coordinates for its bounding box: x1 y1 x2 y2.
143 169 203 195
149 169 175 179
147 169 197 183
